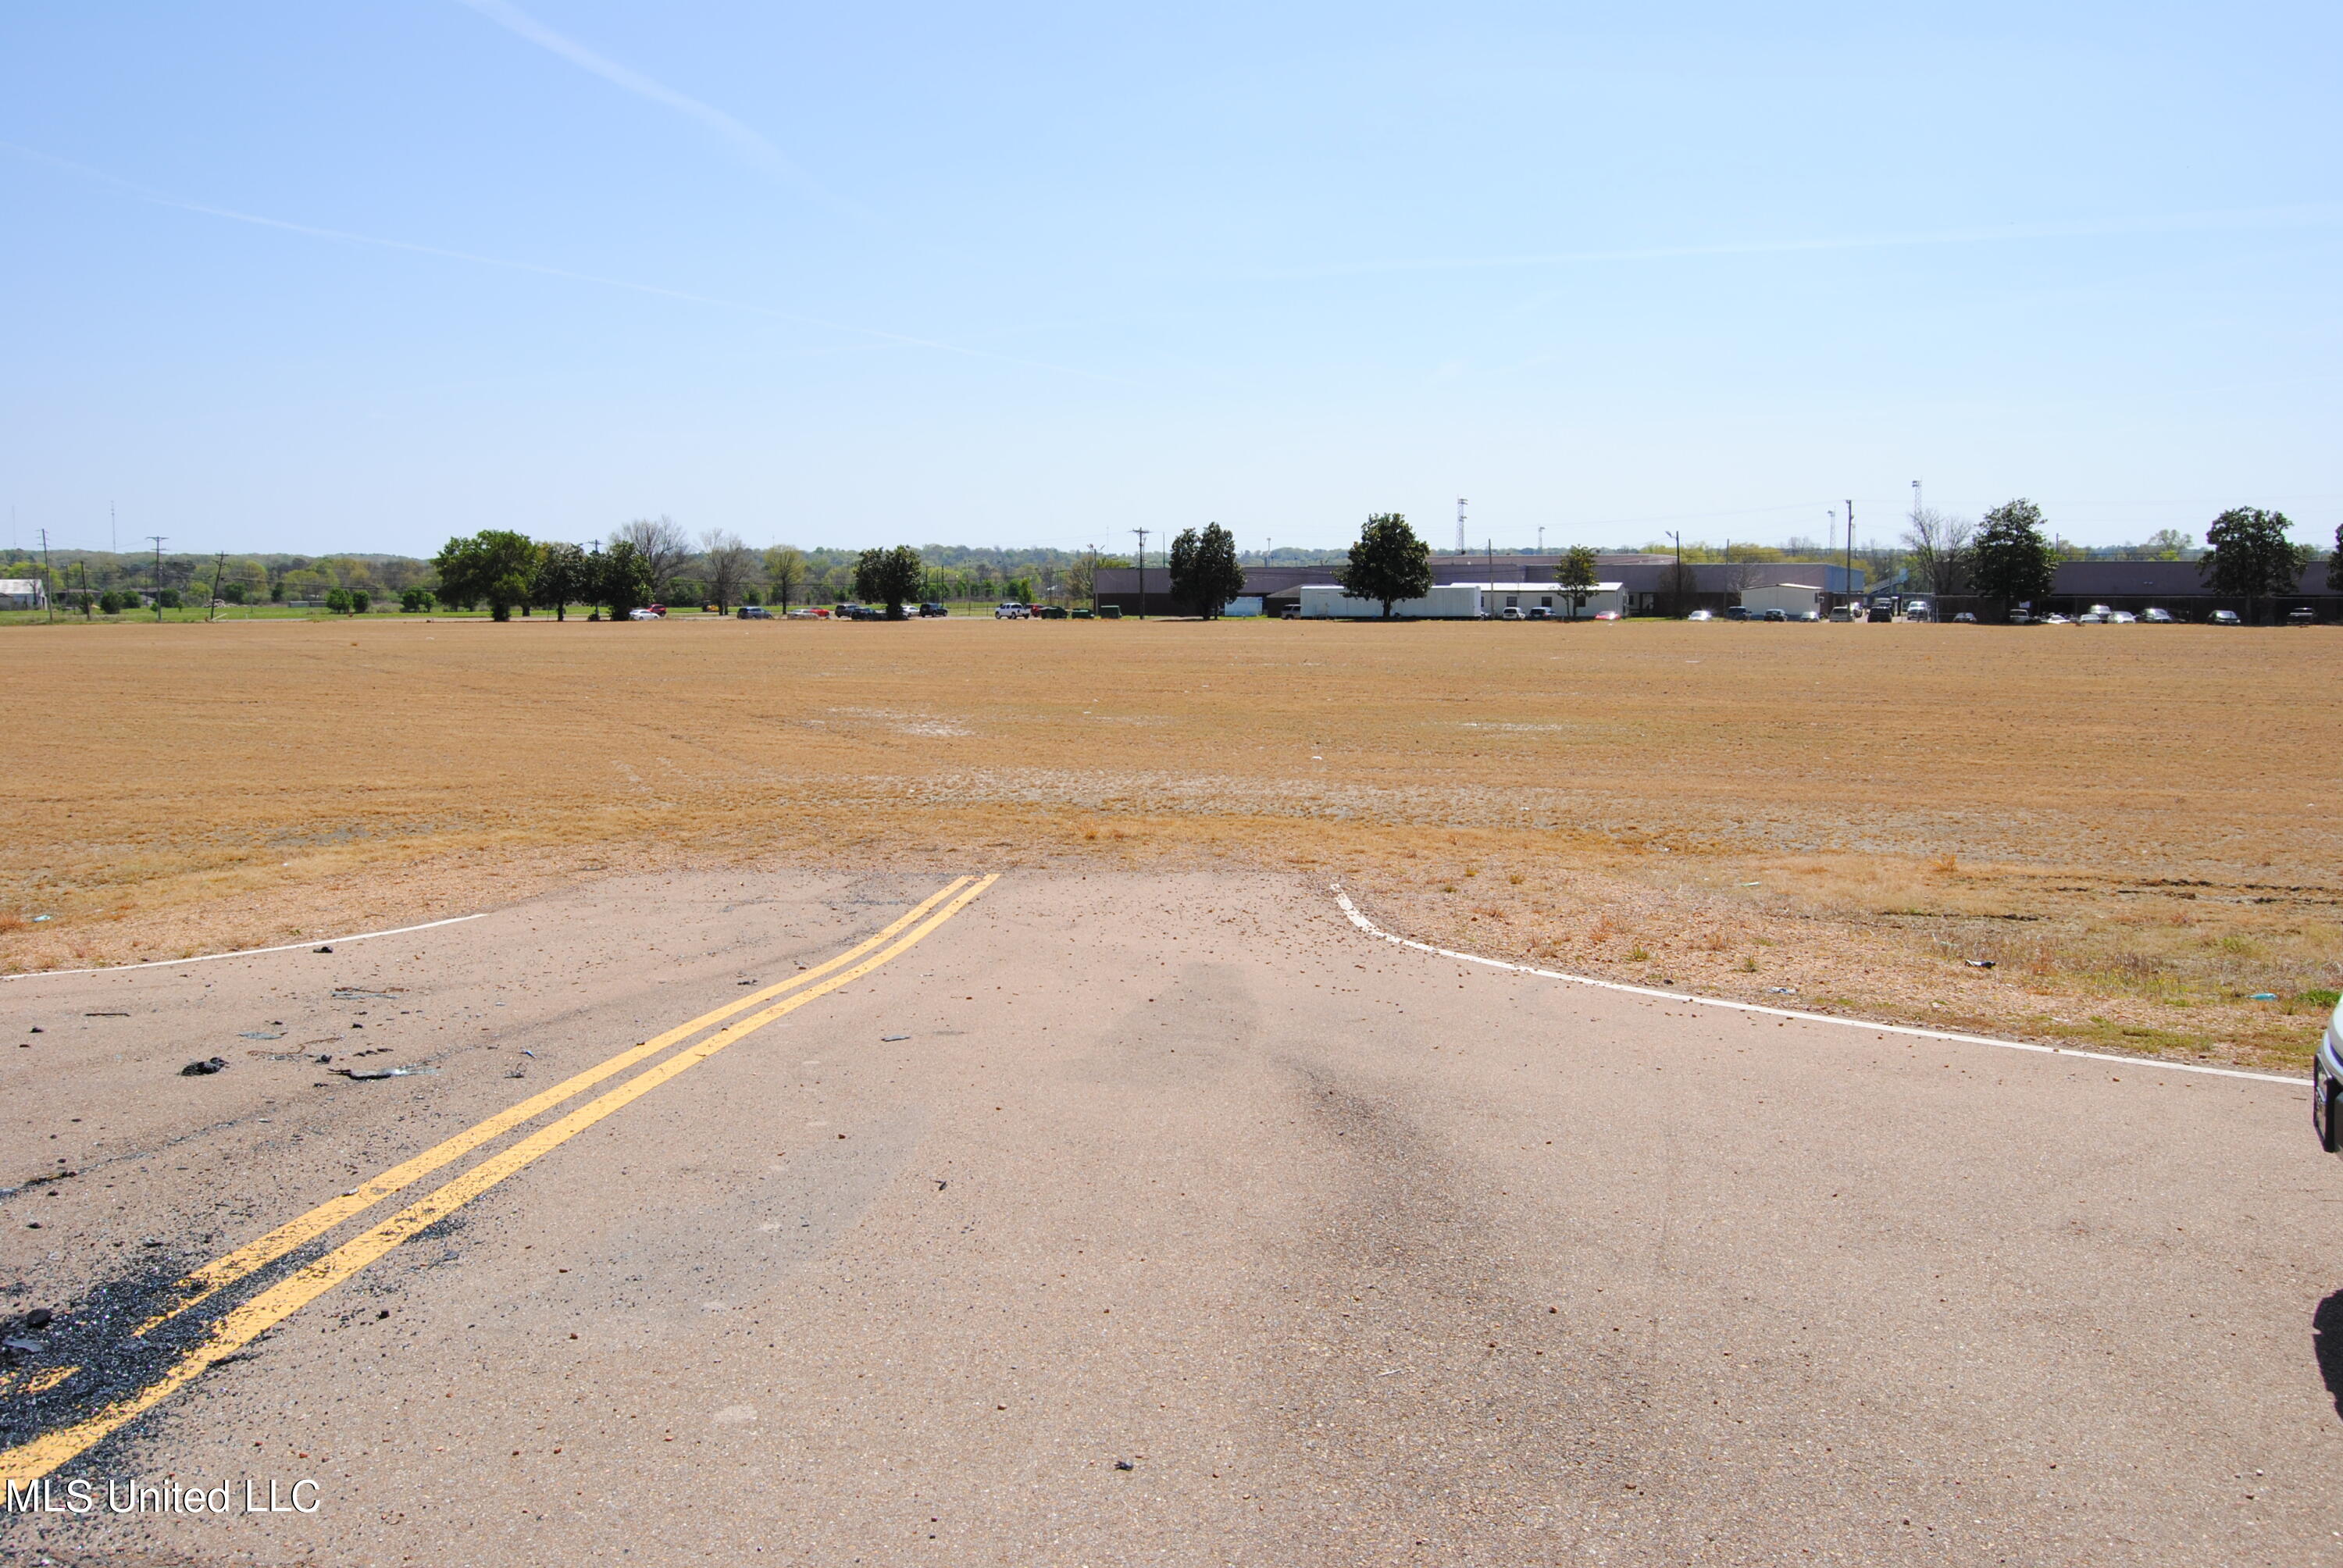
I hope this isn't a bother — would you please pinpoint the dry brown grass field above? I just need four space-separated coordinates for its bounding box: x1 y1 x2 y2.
6 615 2339 1068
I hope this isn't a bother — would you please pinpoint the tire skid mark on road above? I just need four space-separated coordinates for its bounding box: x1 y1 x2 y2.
1331 885 2302 1089
130 877 976 1337
0 874 998 1485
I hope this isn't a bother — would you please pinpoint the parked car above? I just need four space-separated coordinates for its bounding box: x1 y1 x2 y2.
993 601 1028 619
2075 611 2106 624
2041 613 2074 625
1278 604 1298 619
2209 609 2241 625
2008 610 2034 625
2088 604 2114 618
627 607 660 620
2109 610 2138 624
2141 607 2174 623
1723 605 1752 622
1500 605 1525 620
2289 607 2318 625
1952 611 1977 623
787 608 819 618
1760 608 1788 622
918 602 948 618
1592 610 1621 621
737 604 772 619
1903 599 1935 622
2315 993 2343 1153
1795 609 1821 622
1071 607 1094 619
1827 605 1860 622
1685 609 1714 622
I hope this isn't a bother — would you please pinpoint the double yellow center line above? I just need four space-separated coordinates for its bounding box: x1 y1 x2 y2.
1 874 995 1483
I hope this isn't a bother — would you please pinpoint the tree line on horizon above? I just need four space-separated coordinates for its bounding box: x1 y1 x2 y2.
11 507 2334 621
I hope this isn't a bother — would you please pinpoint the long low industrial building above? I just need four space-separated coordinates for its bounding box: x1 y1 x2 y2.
1296 580 1624 618
1093 556 1863 616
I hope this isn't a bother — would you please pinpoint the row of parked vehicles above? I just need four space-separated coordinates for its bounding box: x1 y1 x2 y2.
1686 600 2313 625
729 601 1118 620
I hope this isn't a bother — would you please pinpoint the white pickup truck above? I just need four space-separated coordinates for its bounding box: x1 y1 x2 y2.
2313 996 2343 1149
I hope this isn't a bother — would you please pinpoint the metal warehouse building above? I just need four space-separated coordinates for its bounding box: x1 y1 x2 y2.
1093 555 1863 616
1296 580 1626 618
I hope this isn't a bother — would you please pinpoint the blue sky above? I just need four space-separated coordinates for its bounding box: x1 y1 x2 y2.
4 1 2337 558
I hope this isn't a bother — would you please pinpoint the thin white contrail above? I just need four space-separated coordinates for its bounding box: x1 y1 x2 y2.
1250 204 2343 280
449 0 822 199
0 144 1129 383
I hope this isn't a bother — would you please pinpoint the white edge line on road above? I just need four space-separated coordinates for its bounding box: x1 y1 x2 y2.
1 913 492 982
1330 885 2304 1089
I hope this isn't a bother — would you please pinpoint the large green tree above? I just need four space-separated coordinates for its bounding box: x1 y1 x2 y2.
2202 507 2307 622
763 546 808 610
1336 513 1432 619
2331 522 2343 592
1167 522 1246 618
854 545 924 619
433 529 538 621
533 541 591 622
1969 500 2058 618
1557 545 1599 618
592 540 654 620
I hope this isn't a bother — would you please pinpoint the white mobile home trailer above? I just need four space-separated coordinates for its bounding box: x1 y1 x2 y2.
0 579 48 611
1739 583 1824 618
1297 581 1624 619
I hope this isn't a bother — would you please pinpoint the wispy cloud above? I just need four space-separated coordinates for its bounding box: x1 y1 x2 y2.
2 144 1125 383
449 0 830 203
1250 205 2343 281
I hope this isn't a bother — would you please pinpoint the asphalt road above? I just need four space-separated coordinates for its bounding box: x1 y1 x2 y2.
2 870 2338 1566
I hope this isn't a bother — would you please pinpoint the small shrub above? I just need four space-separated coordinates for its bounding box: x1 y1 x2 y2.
1627 947 1650 962
400 587 436 614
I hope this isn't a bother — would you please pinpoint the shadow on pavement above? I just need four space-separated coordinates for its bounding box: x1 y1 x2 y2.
2313 1291 2343 1420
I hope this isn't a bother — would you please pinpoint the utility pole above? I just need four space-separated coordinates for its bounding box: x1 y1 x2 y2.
1456 499 1467 557
40 528 54 622
1845 501 1856 606
1132 528 1149 618
1671 529 1684 618
209 550 226 622
148 535 168 620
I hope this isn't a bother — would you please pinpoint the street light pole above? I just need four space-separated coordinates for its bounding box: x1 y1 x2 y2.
1132 528 1149 618
148 535 167 621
